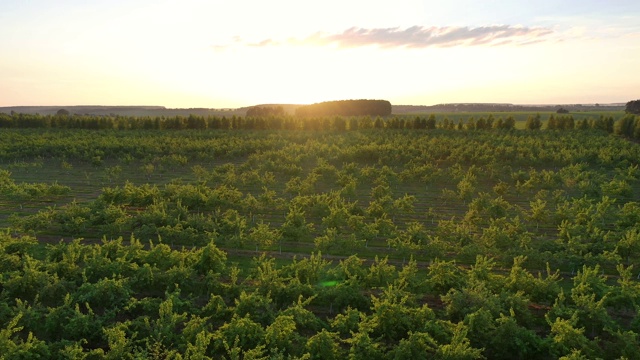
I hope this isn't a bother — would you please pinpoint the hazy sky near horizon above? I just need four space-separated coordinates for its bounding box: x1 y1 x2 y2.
1 0 639 108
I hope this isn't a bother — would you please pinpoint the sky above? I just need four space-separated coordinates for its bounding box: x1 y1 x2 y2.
1 0 639 108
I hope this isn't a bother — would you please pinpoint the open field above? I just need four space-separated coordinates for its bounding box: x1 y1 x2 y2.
404 111 625 128
1 114 640 358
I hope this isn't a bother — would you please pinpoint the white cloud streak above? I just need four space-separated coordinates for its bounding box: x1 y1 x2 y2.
222 25 555 49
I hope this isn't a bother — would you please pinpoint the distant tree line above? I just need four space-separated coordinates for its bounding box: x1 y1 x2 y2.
295 99 392 117
0 111 636 135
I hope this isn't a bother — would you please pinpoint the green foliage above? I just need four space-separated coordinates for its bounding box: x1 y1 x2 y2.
74 277 132 312
281 205 314 243
0 314 51 359
295 100 392 118
0 169 70 200
389 331 437 359
525 114 542 130
434 322 484 360
614 114 640 139
246 105 285 117
368 283 435 343
1 121 640 358
264 314 303 356
215 315 265 354
193 241 227 276
546 313 595 358
426 259 465 294
488 310 545 359
305 329 343 359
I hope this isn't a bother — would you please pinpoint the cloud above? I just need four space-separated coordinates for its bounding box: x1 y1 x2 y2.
233 25 554 49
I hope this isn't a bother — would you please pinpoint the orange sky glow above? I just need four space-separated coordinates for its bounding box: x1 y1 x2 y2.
1 0 639 108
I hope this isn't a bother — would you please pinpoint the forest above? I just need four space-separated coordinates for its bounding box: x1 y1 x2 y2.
0 111 640 359
294 100 392 118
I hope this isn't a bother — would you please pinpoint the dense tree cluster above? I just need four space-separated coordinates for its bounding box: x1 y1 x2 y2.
614 114 640 140
546 115 575 130
295 100 392 117
525 114 543 130
625 99 640 115
245 105 285 117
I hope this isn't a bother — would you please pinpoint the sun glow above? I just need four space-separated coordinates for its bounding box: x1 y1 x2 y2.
203 45 391 106
0 0 638 108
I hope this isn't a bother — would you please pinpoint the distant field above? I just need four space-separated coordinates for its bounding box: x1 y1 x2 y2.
396 110 626 129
